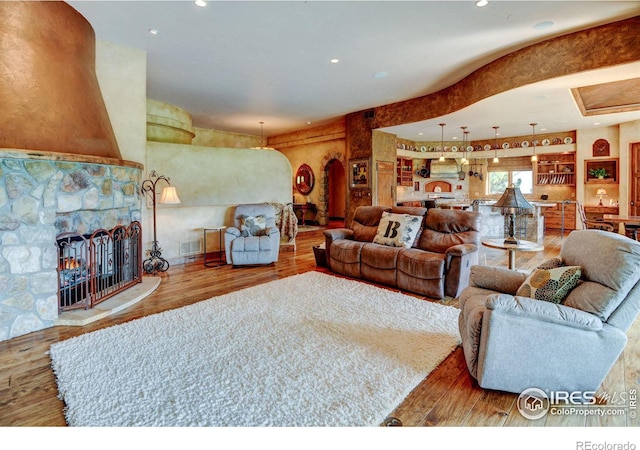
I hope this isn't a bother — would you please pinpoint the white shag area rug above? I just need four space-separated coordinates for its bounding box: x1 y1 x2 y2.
49 271 461 427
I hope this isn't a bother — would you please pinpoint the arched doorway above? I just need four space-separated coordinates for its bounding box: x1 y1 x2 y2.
316 152 346 226
327 159 346 223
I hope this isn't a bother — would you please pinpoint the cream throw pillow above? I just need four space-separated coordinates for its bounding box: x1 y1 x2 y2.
516 266 582 304
373 212 423 249
240 215 267 237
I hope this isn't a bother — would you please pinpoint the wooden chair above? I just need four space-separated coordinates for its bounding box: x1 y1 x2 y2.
625 224 640 241
577 202 615 232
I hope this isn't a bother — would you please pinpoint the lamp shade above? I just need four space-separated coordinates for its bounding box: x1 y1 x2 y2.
596 188 608 196
493 185 533 213
159 186 181 204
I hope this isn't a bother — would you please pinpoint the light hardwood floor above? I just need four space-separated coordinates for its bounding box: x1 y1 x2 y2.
1 228 638 427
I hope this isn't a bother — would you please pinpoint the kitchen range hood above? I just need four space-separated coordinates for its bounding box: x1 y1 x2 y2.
427 158 459 178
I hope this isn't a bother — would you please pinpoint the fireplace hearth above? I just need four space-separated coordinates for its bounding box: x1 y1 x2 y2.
57 222 142 313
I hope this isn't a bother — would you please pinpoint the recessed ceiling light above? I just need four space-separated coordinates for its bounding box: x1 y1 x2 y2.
475 0 488 7
195 0 207 7
148 29 158 36
594 122 601 126
417 132 424 136
330 58 339 64
373 71 388 79
534 21 554 30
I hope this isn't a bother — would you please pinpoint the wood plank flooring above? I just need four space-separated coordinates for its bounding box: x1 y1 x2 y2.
1 228 638 427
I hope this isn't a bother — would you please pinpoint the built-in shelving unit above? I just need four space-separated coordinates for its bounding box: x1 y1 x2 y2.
585 158 619 184
535 153 575 186
396 157 413 186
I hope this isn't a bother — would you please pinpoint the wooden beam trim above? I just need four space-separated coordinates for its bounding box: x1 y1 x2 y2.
373 16 640 129
269 132 345 149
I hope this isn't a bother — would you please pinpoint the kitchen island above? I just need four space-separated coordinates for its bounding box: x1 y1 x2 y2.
396 195 554 243
472 200 556 243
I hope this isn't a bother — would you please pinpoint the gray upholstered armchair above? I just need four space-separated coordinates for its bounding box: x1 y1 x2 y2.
458 229 640 396
225 203 280 266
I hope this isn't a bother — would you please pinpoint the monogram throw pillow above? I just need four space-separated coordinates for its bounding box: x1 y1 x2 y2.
373 212 424 249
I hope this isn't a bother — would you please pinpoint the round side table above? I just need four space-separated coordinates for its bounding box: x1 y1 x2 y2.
481 238 544 270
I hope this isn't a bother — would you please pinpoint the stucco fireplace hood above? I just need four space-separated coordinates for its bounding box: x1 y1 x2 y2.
0 1 121 160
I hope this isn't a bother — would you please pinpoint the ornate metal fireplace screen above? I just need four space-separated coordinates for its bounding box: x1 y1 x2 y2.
56 222 142 313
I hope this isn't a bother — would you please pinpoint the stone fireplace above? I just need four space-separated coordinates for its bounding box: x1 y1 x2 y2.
0 151 143 341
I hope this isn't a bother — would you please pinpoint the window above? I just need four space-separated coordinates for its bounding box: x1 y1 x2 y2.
488 171 508 194
487 157 533 195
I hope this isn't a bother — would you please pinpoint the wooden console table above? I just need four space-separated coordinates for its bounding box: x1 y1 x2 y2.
584 205 619 221
293 203 317 226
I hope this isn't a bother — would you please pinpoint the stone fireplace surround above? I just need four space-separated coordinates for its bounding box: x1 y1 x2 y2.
0 149 143 342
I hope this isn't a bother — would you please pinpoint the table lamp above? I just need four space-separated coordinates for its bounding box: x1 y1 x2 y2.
493 184 534 245
596 188 608 206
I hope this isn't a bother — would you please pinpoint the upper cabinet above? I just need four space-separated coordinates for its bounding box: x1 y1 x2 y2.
396 157 413 186
585 158 619 184
535 153 575 186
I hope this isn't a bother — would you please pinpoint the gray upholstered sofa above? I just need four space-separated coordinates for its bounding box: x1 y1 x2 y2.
224 203 280 266
458 229 640 395
323 206 481 299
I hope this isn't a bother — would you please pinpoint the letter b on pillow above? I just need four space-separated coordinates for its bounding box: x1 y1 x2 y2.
373 212 424 248
383 220 401 239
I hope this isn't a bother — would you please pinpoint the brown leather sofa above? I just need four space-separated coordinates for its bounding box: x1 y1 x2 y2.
323 206 481 299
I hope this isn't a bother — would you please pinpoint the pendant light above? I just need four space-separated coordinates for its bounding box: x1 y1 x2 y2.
492 126 500 163
460 126 468 165
464 131 473 164
251 121 275 150
439 123 446 162
530 122 538 162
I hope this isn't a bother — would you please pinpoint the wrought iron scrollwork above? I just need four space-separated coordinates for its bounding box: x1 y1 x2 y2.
142 240 170 274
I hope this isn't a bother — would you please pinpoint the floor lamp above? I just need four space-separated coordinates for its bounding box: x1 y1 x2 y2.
141 170 181 274
494 184 534 245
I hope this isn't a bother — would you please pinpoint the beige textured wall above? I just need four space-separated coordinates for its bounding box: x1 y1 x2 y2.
281 140 342 206
96 40 147 165
145 142 292 262
193 127 261 148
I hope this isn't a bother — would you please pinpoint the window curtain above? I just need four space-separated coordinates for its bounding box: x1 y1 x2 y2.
487 156 533 172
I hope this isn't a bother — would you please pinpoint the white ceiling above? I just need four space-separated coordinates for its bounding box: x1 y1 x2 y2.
68 0 640 141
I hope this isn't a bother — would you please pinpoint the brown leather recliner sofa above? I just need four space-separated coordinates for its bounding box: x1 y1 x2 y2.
323 206 482 299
